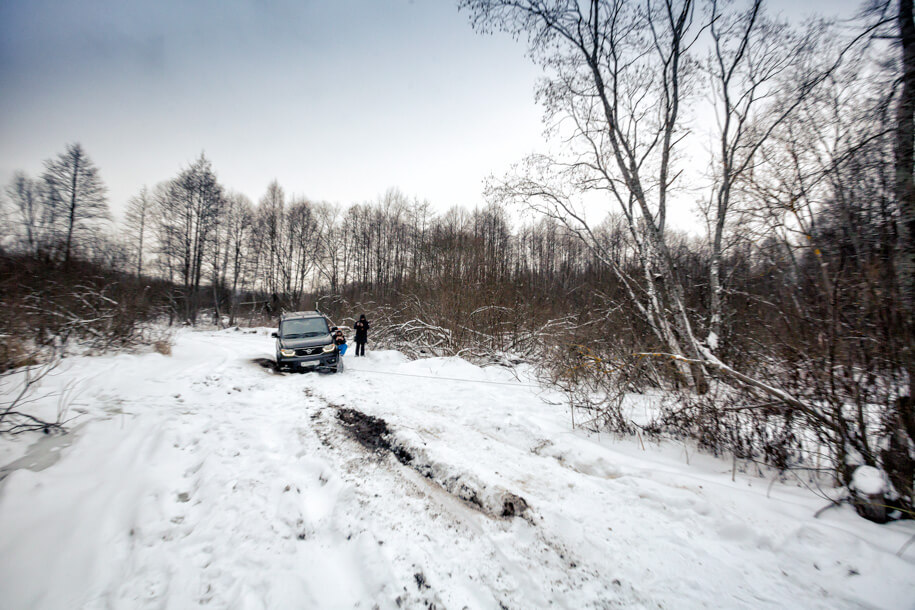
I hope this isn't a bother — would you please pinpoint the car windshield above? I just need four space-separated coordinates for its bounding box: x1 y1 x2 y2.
280 317 329 338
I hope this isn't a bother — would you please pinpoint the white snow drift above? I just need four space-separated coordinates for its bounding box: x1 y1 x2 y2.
0 328 913 609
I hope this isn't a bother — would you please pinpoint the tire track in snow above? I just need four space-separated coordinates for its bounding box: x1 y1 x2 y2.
49 332 399 608
6 330 894 609
300 386 636 610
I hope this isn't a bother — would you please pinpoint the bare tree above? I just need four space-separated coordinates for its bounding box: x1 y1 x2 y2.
124 186 152 278
4 172 54 256
287 197 320 302
704 0 889 354
154 154 224 323
704 0 808 350
215 192 254 324
891 0 915 406
722 9 915 510
463 0 711 391
254 180 287 299
41 143 109 264
314 202 346 293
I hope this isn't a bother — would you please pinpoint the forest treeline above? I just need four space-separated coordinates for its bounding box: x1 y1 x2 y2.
1 0 913 520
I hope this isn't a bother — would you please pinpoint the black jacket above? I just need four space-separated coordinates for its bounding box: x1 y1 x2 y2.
353 319 370 343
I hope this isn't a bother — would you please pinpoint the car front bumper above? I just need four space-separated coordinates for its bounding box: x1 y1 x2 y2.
277 352 339 370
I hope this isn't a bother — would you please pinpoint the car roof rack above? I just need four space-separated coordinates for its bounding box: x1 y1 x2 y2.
280 310 322 320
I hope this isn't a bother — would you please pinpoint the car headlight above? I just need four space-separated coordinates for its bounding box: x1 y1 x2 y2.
280 349 296 357
322 344 335 353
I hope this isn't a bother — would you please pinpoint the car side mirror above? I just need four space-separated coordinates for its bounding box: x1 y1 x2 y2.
271 332 278 338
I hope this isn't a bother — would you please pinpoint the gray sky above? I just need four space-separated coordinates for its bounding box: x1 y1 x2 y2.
0 0 866 222
1 0 546 218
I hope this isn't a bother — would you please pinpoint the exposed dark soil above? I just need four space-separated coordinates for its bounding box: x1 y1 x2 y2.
251 358 279 371
335 408 413 465
334 406 530 521
500 493 529 518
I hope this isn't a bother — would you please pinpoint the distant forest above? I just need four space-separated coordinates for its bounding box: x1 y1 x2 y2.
2 0 913 521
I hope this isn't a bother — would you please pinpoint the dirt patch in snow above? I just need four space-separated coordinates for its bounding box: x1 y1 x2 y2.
334 407 530 521
251 357 278 371
335 408 413 465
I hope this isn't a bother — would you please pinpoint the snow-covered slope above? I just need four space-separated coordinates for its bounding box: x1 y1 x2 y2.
0 329 912 609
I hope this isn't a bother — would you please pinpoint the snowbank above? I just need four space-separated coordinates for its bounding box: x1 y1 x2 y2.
0 328 912 608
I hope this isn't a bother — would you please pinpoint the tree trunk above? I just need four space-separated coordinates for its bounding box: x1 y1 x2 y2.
64 153 80 265
898 0 915 400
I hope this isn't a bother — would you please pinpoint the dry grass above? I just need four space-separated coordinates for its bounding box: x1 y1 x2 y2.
0 337 41 373
153 339 173 356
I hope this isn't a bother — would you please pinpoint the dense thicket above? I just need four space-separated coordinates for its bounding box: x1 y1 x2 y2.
1 1 913 520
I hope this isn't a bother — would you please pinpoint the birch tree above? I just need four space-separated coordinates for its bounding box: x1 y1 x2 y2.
124 186 152 278
462 0 710 392
255 181 286 298
287 197 320 301
223 192 254 325
704 0 805 350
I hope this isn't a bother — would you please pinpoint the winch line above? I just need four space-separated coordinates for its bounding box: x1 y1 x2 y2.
344 366 542 389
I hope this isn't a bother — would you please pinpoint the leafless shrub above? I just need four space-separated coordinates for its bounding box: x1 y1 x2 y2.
25 285 117 348
0 354 69 435
0 251 174 350
649 385 806 469
319 296 458 360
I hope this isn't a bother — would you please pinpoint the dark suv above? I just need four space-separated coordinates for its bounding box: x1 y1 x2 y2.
272 311 341 373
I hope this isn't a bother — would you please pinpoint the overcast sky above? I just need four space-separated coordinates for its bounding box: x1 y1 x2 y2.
0 0 865 223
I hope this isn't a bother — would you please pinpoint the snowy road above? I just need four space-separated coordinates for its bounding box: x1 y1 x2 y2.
1 328 913 609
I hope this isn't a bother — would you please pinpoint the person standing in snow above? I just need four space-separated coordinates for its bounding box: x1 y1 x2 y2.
353 314 370 356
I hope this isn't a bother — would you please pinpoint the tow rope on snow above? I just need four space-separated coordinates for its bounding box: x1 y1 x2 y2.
344 367 542 389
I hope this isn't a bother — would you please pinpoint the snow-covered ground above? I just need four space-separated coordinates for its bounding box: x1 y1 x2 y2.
0 328 913 609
